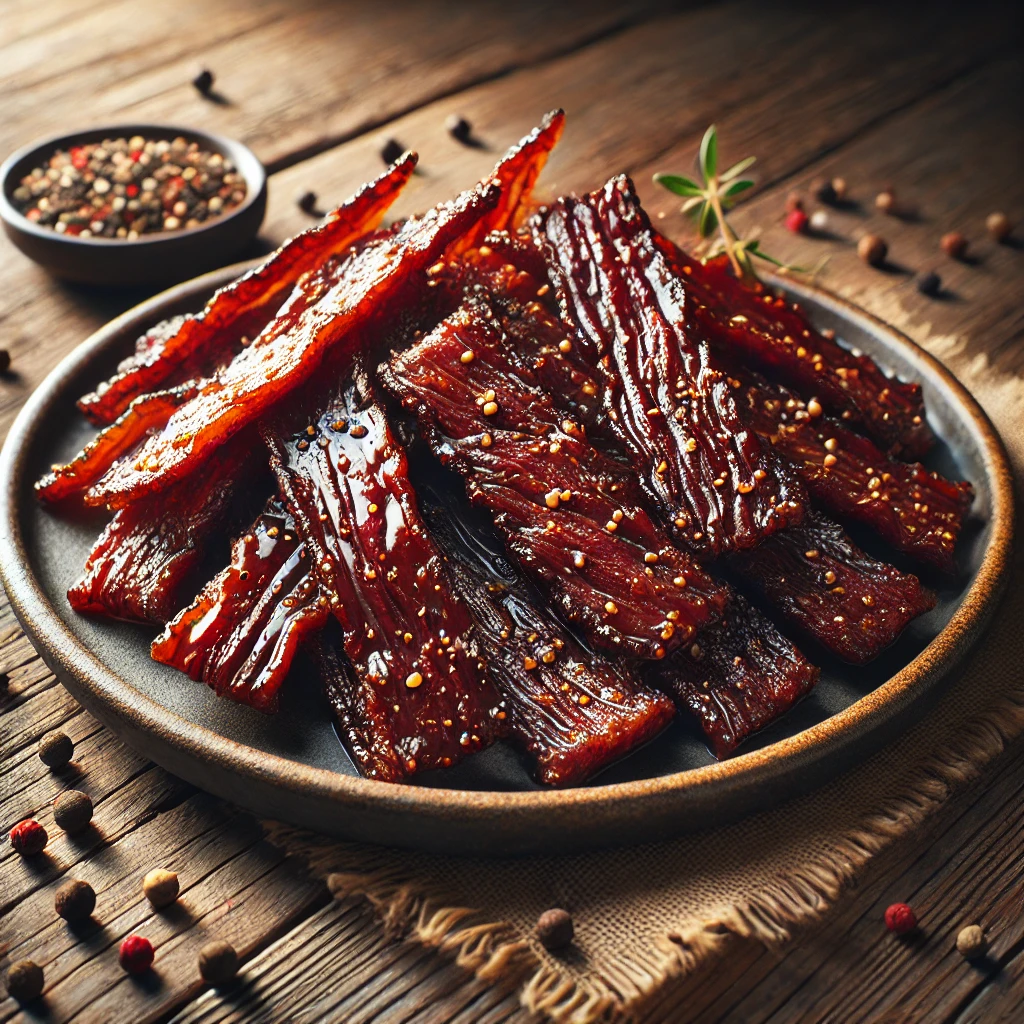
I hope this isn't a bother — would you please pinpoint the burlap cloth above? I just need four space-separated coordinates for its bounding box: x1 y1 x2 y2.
269 327 1023 1024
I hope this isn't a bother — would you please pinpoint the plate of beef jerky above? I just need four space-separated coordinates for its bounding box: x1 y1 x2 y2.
0 112 1012 854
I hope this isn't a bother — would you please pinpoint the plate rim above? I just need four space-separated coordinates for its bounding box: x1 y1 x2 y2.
0 261 1014 850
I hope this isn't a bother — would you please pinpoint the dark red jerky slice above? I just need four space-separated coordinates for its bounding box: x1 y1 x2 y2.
36 382 199 505
382 305 727 659
658 243 933 459
535 176 803 557
89 180 501 511
734 374 972 572
152 501 327 713
68 432 264 624
448 109 564 257
432 246 609 435
648 592 818 759
265 375 508 780
418 477 675 786
77 154 417 426
730 513 936 664
313 634 403 783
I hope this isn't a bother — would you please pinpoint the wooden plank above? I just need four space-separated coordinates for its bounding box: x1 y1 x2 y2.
260 0 1011 242
0 0 675 168
1 0 1010 446
0 687 326 1024
0 0 673 443
167 898 530 1024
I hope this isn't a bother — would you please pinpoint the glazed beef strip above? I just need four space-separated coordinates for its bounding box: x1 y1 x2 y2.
730 512 936 664
459 237 939 663
77 153 417 425
264 370 508 781
382 301 728 660
657 244 934 459
648 591 819 758
67 429 267 624
534 175 805 559
731 370 972 573
415 470 675 785
151 500 328 713
75 179 500 510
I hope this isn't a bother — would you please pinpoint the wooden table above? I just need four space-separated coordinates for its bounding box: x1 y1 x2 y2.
2 2 1022 1020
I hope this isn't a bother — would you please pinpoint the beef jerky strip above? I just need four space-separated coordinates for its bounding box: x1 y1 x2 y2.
265 372 508 780
90 181 499 512
659 244 933 459
152 500 327 713
37 382 198 505
431 241 610 435
37 246 367 506
731 512 936 665
535 176 803 558
88 178 499 510
734 372 973 573
448 109 564 257
416 472 675 786
67 430 266 624
382 303 727 660
78 153 418 425
648 592 818 759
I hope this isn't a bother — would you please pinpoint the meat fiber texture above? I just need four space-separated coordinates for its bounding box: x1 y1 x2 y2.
732 370 972 572
648 592 818 758
152 500 328 713
417 472 675 786
78 153 418 425
731 512 936 664
534 175 805 559
658 243 934 459
382 301 728 660
68 430 266 624
265 371 508 781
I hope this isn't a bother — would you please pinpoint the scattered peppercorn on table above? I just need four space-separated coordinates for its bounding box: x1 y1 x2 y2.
1 1 1022 1021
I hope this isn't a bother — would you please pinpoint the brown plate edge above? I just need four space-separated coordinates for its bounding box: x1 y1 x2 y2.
0 262 1014 857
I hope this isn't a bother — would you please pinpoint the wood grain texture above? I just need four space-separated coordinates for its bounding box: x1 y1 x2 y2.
2 0 1023 1021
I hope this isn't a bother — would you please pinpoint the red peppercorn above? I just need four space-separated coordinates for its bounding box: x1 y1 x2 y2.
785 208 809 234
10 819 48 857
884 902 917 935
119 935 155 975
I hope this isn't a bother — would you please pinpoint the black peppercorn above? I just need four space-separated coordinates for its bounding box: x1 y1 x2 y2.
39 730 74 768
380 139 405 166
917 271 942 297
192 69 215 95
816 180 838 204
5 960 44 1003
297 190 318 214
198 940 240 985
55 878 96 922
0 349 10 374
446 114 473 143
53 790 93 833
536 908 574 951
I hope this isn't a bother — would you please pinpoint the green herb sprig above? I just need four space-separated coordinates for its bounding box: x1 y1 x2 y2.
654 125 799 282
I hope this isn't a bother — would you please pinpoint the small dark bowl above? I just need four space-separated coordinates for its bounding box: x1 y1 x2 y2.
0 123 267 287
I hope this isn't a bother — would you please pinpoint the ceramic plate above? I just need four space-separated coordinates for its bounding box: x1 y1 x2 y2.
0 263 1013 855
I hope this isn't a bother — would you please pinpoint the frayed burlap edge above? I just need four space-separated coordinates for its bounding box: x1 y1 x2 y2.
264 683 1024 1024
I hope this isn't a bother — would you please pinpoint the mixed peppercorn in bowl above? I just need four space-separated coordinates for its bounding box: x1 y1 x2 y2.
0 123 266 285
